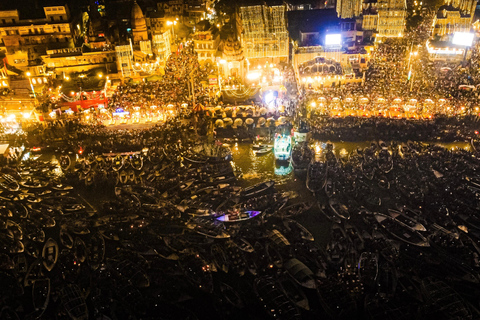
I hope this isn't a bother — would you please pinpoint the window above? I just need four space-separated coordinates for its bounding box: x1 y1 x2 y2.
12 19 15 23
60 16 63 21
1 19 5 24
51 17 54 21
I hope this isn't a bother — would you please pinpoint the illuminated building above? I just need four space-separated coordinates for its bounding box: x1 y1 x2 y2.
433 2 476 37
337 0 363 18
221 36 245 79
193 20 220 64
131 0 148 43
377 0 406 37
0 5 74 73
237 3 289 63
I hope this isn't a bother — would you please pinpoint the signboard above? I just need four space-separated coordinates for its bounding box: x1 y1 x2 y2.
325 34 342 46
209 76 218 86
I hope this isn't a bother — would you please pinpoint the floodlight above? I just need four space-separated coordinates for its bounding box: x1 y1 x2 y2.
325 34 342 46
452 32 474 46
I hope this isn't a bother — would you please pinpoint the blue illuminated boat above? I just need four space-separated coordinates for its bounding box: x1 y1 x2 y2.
274 134 292 161
216 210 262 223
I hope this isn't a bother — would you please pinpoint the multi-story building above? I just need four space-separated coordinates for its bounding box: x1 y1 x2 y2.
337 0 363 18
376 0 406 37
192 20 220 64
237 3 289 64
0 5 74 73
42 47 117 76
433 2 476 37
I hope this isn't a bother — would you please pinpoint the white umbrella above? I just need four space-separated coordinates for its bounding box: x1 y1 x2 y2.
245 118 254 125
258 117 266 126
223 118 233 125
215 119 224 128
215 106 222 110
260 107 267 115
234 118 243 127
278 116 287 124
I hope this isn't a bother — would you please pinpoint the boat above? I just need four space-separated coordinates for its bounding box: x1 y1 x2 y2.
112 155 124 171
278 276 310 310
316 278 358 319
388 208 426 232
358 252 379 287
88 233 105 270
274 134 292 161
306 161 327 194
374 213 430 247
42 238 58 272
253 276 302 320
421 278 473 319
59 228 74 249
377 147 393 173
73 237 87 263
216 210 261 223
280 202 313 218
61 284 89 320
179 253 213 293
291 143 314 172
376 260 397 299
284 258 316 289
253 143 274 149
254 148 271 156
317 202 342 223
241 180 274 199
218 282 244 309
129 154 143 170
32 278 50 313
329 197 351 220
283 219 314 242
232 237 255 253
0 174 20 192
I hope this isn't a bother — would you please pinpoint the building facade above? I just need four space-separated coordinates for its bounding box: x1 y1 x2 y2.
377 0 406 37
0 5 74 73
192 21 220 64
336 0 363 18
433 3 476 37
237 4 289 63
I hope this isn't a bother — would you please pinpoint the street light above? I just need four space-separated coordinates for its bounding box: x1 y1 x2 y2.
26 72 36 99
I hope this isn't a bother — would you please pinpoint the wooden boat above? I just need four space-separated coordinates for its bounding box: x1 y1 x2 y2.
130 154 144 171
219 282 244 309
280 201 313 218
317 202 341 223
0 174 19 192
274 134 292 161
283 219 314 242
329 197 351 220
376 260 397 299
241 180 275 199
33 278 50 313
112 155 124 172
216 210 261 223
210 243 228 273
42 238 58 272
59 228 74 249
61 284 88 320
73 237 87 263
284 258 316 289
388 208 426 232
358 252 379 287
88 233 105 270
24 220 45 243
306 161 327 193
253 143 274 149
278 276 310 311
232 237 255 253
179 253 213 293
374 213 429 247
254 276 302 320
254 147 271 156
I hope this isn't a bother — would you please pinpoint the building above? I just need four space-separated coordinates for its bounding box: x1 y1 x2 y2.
131 0 148 43
221 36 245 79
377 0 406 37
0 4 74 74
237 3 289 64
41 46 117 76
433 3 476 37
336 0 363 18
152 31 172 61
192 20 220 64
